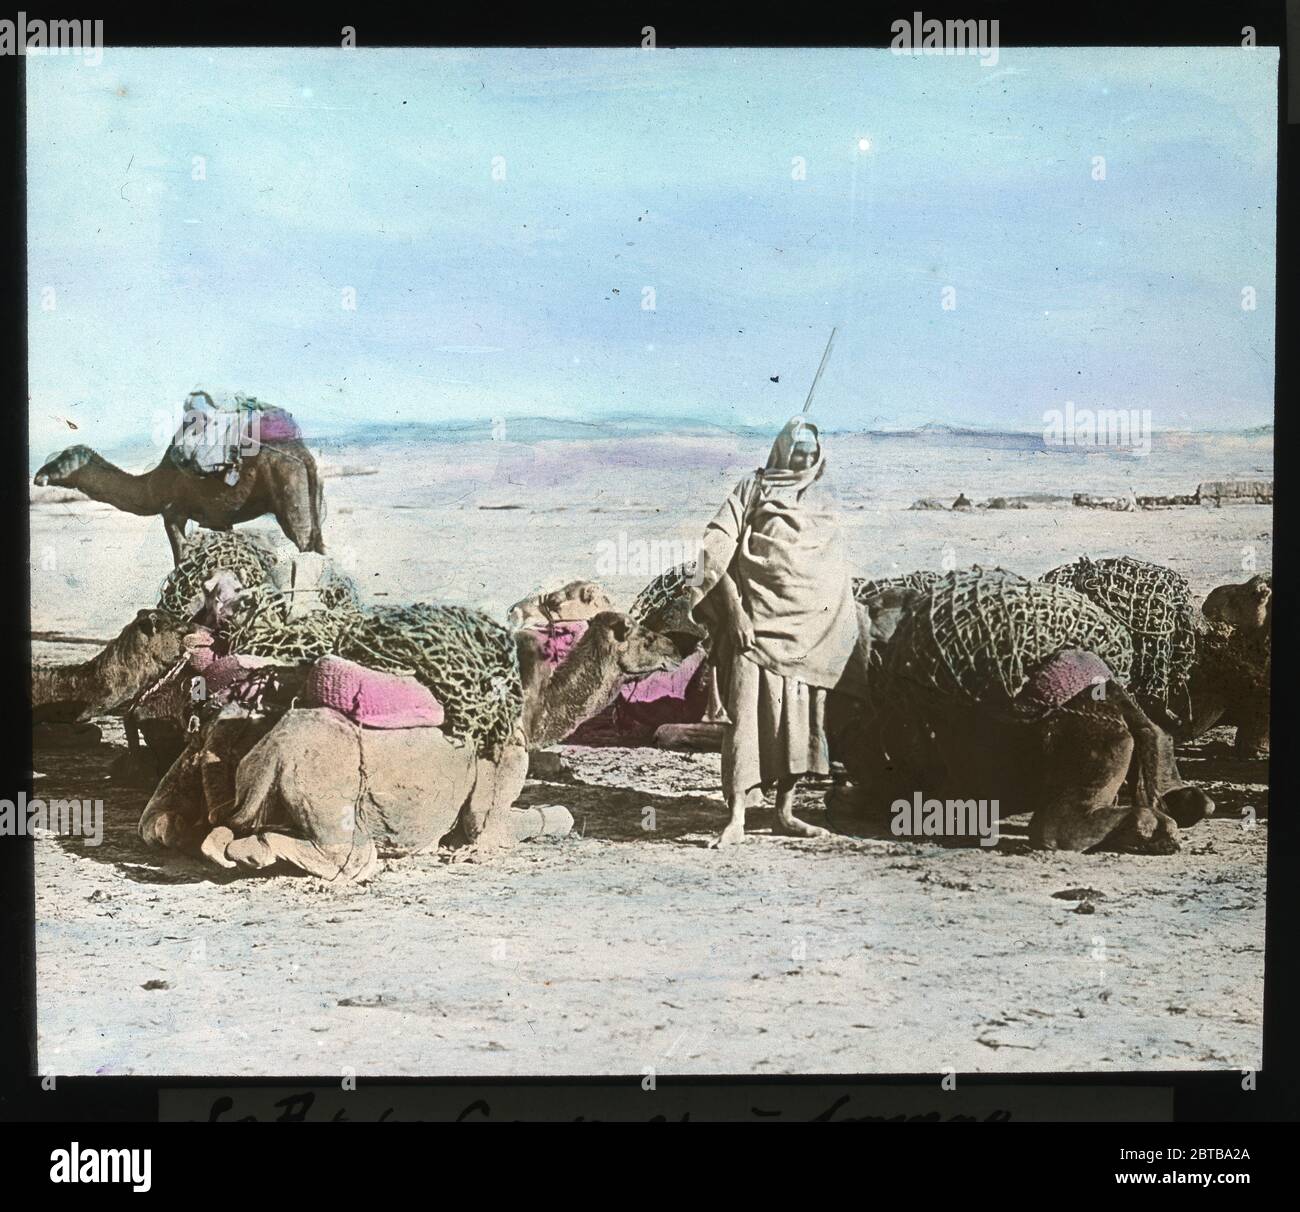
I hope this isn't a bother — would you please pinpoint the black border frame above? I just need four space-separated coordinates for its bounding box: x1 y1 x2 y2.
1 1 1294 1137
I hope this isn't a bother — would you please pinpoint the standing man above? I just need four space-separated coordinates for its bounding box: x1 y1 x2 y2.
690 417 867 846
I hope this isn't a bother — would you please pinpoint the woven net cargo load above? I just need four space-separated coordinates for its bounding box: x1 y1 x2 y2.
630 561 706 640
883 567 1134 706
1039 556 1195 708
337 605 523 754
157 530 360 618
221 593 522 755
157 531 278 616
852 569 944 609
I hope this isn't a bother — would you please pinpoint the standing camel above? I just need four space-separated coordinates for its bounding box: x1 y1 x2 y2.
34 432 325 565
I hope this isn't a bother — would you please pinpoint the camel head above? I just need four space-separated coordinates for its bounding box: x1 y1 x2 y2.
508 580 616 629
861 586 926 660
582 611 682 678
1202 574 1272 635
86 608 191 715
521 611 680 749
33 445 97 487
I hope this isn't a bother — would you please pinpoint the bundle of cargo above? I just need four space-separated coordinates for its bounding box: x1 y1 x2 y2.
881 567 1134 710
1040 556 1196 716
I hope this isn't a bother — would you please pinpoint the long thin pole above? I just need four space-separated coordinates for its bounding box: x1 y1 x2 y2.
802 326 838 415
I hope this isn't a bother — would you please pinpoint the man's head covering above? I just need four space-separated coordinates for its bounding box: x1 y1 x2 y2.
759 416 825 494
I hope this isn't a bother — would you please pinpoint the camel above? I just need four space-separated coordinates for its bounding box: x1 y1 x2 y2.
1039 559 1271 758
1182 574 1271 757
139 611 681 880
34 435 325 565
822 582 1211 853
31 609 189 725
507 579 615 629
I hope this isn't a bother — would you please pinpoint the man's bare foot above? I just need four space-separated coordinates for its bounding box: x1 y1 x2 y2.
200 826 236 868
710 821 746 847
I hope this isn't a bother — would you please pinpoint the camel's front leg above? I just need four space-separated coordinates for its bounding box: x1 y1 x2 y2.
206 829 378 881
459 743 572 851
139 741 208 852
162 510 190 566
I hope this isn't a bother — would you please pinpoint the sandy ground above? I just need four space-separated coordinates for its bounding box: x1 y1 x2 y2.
29 430 1271 1074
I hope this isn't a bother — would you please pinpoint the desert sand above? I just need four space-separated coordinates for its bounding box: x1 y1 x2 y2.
29 427 1271 1075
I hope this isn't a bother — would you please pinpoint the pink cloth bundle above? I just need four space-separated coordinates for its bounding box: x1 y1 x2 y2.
1017 648 1113 715
619 647 705 705
532 620 589 669
254 407 303 443
200 654 275 698
302 654 444 729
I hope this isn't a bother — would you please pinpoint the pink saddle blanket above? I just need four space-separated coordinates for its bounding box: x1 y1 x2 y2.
566 648 709 745
525 620 589 669
1017 648 1113 716
301 655 444 729
255 406 302 444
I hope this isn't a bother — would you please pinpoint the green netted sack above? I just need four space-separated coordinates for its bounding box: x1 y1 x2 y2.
157 531 277 616
336 604 523 754
852 569 944 608
221 583 361 664
884 567 1134 705
1040 556 1195 708
629 561 707 640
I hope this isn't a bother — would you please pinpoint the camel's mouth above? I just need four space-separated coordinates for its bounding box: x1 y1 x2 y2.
33 472 50 486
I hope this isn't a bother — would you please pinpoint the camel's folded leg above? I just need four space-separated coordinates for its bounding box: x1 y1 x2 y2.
139 745 208 853
495 805 574 843
217 830 379 882
1233 708 1270 758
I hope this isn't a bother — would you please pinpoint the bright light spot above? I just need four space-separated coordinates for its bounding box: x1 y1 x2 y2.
646 343 655 352
857 137 872 152
301 87 314 99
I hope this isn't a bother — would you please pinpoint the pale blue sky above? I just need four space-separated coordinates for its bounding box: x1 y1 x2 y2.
27 46 1277 454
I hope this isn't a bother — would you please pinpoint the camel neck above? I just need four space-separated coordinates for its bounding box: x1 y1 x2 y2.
527 635 620 749
72 453 165 516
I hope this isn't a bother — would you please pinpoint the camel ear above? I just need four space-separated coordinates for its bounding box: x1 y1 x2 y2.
608 613 632 642
1252 577 1271 601
135 608 159 637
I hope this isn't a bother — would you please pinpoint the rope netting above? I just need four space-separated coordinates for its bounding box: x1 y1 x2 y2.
883 567 1134 705
156 531 277 616
852 569 944 609
1040 556 1196 708
629 561 705 639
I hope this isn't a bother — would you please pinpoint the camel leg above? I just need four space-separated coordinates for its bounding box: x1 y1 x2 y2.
1178 679 1226 740
139 742 208 852
773 775 829 838
162 510 190 565
458 743 549 851
304 448 326 553
1029 691 1180 854
1233 706 1270 758
221 830 378 881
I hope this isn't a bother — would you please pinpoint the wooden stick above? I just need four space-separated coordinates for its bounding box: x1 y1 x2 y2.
802 326 839 415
